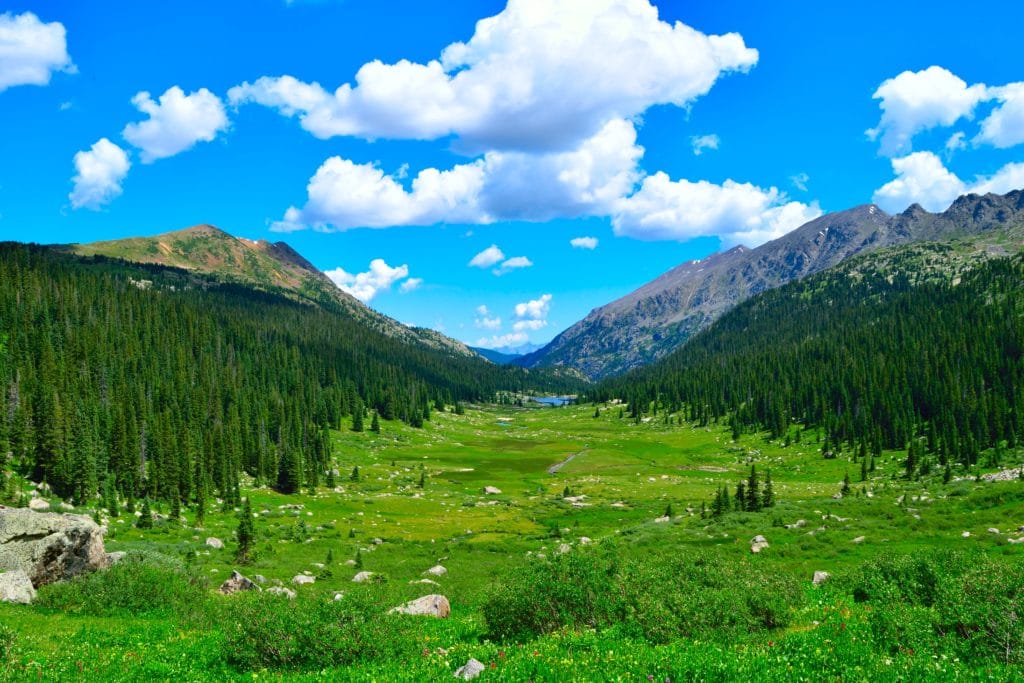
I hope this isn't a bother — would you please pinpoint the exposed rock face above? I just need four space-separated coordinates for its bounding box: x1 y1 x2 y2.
517 190 1024 379
0 569 36 604
454 658 485 680
219 570 261 595
390 593 451 618
0 509 107 586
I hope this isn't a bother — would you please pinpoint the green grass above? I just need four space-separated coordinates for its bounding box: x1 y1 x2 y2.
3 402 1023 681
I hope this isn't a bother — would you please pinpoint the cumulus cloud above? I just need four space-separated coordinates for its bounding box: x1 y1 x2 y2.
690 134 719 155
976 83 1024 149
866 66 988 156
612 172 822 246
570 236 598 249
474 305 502 329
0 11 74 93
513 319 547 331
229 0 757 153
324 258 410 302
872 152 1024 213
399 277 422 293
494 255 533 275
474 332 529 349
469 245 505 268
515 293 552 320
69 138 131 210
872 152 966 213
790 172 809 192
122 86 229 162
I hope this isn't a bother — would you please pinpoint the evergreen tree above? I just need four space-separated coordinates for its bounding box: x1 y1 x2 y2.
235 497 255 564
735 482 746 511
136 498 153 529
746 466 761 512
352 403 364 432
841 472 851 496
762 470 774 508
350 466 360 482
370 411 380 433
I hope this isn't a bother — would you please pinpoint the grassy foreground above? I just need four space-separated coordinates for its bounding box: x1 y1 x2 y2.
2 402 1023 681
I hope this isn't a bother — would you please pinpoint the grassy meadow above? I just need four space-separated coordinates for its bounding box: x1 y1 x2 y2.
2 401 1023 681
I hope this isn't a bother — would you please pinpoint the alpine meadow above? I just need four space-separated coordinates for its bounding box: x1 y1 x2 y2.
1 2 1023 682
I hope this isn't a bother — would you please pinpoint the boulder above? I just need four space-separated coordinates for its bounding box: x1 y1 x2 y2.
454 658 486 680
411 578 440 586
390 593 450 618
987 528 1000 535
1007 537 1024 545
852 536 866 544
483 486 502 495
266 586 297 599
28 498 50 512
557 543 572 554
750 535 770 553
785 519 807 529
219 570 261 595
292 574 316 586
812 571 831 586
0 569 36 604
351 571 376 583
253 574 267 584
962 531 971 538
425 564 447 577
579 536 592 545
653 515 670 523
205 537 224 549
106 551 126 565
0 509 107 586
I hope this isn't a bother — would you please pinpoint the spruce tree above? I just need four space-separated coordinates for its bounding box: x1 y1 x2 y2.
352 401 364 432
350 466 360 482
235 497 255 564
841 472 851 496
370 411 380 433
762 470 775 508
746 466 761 512
136 499 153 529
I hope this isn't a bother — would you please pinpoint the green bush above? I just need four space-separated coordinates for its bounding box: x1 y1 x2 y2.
482 546 802 643
222 590 416 671
36 550 207 618
0 623 14 662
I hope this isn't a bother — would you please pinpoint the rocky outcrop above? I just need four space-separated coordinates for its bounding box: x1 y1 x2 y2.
0 569 36 604
219 570 261 595
0 509 107 587
390 593 451 618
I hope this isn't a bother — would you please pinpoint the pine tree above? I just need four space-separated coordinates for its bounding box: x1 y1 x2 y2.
352 401 364 432
350 465 360 482
354 548 363 569
594 407 600 418
762 470 775 508
136 498 153 529
841 472 851 496
735 481 746 511
746 465 761 512
370 411 380 433
276 448 302 494
235 497 255 564
418 468 425 488
664 503 674 518
860 455 868 482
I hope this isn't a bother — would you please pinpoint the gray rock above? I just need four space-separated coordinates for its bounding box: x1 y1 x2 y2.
812 571 831 586
219 570 261 594
28 497 50 511
205 537 224 549
292 574 316 586
253 574 267 584
483 486 502 495
454 658 486 680
266 586 296 599
351 571 377 583
852 536 866 544
106 551 126 565
0 569 36 604
0 509 108 586
425 564 447 577
390 593 451 618
750 535 770 553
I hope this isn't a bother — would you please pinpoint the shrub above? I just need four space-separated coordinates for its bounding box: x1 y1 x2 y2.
36 550 207 618
222 590 416 670
0 623 14 662
482 546 802 643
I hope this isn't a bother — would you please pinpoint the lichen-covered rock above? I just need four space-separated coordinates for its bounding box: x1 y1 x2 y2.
0 569 36 604
0 509 107 586
390 593 451 618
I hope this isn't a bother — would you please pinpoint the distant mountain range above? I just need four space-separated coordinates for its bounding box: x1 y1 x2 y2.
515 190 1024 379
68 224 478 359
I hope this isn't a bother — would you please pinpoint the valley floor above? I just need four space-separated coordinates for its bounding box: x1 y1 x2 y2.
2 403 1023 681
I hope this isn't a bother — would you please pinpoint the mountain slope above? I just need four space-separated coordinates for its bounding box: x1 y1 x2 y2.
518 190 1024 379
70 225 477 359
469 346 524 364
596 226 1024 460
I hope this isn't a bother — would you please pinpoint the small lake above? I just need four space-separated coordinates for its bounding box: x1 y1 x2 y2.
529 396 574 407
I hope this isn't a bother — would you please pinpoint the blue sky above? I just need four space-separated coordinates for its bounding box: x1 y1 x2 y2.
2 1 1023 349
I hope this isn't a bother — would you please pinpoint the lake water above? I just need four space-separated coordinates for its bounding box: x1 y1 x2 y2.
530 396 573 407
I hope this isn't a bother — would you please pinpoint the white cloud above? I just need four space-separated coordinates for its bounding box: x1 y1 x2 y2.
324 258 409 302
229 0 757 153
515 293 551 320
690 133 719 155
494 255 533 275
0 12 73 93
475 332 528 349
976 82 1024 149
866 66 988 156
122 86 229 163
872 152 966 213
872 153 1024 213
944 131 967 157
513 319 547 331
790 172 809 192
612 172 822 246
474 305 502 329
399 277 422 293
570 236 598 249
275 117 642 231
469 245 505 268
69 138 131 210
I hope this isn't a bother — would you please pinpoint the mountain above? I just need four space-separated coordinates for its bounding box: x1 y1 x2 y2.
69 225 477 359
517 190 1024 379
595 225 1024 463
469 346 524 364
